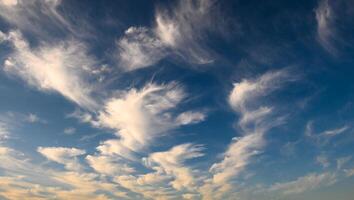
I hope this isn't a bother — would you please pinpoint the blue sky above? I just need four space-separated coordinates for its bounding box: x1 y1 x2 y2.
0 0 354 199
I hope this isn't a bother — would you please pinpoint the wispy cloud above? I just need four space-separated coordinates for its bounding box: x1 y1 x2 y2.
269 172 337 195
63 127 76 135
305 121 349 146
0 145 129 200
37 147 86 171
116 0 225 71
2 30 99 110
0 121 10 142
96 82 205 159
0 0 91 39
112 143 204 199
117 27 167 71
143 143 204 191
201 69 291 199
25 113 46 124
315 0 337 54
315 0 354 55
316 154 330 168
86 154 135 176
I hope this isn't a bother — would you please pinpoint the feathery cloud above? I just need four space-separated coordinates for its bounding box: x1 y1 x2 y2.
143 143 204 191
37 147 86 171
96 82 205 159
116 0 224 71
2 30 99 109
315 0 337 54
269 172 337 195
0 0 89 39
202 69 290 199
117 27 166 71
86 154 135 176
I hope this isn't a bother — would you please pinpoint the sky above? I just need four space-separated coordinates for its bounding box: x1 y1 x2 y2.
0 0 354 199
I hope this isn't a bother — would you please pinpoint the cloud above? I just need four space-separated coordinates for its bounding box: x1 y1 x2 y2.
209 133 265 185
2 30 99 109
143 143 204 191
113 175 174 200
116 27 167 71
26 113 40 123
0 145 129 200
63 127 76 135
344 168 354 177
86 154 135 176
154 0 217 64
25 113 46 124
37 147 86 171
321 125 349 136
229 69 290 113
67 109 97 125
201 69 290 199
0 0 17 6
0 113 21 142
336 156 351 170
116 0 224 70
110 143 204 199
176 111 206 125
96 82 204 159
316 155 330 168
0 121 10 142
305 121 349 146
315 0 336 54
315 0 354 55
269 172 337 195
0 0 89 39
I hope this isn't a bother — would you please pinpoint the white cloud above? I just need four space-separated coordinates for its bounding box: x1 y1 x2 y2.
117 27 166 71
63 127 76 135
321 125 349 136
182 193 200 200
315 0 337 54
143 143 204 191
67 109 97 125
113 175 174 200
269 172 337 195
136 172 171 186
336 156 351 170
209 133 264 185
154 0 217 64
37 147 86 171
344 168 354 177
176 111 206 125
0 146 11 155
96 82 204 159
316 155 330 168
306 122 349 146
26 113 40 123
115 0 223 70
229 69 290 112
0 121 10 142
201 69 290 199
0 0 89 39
0 0 17 6
3 30 98 109
25 113 46 124
0 145 129 200
86 154 135 176
110 143 204 199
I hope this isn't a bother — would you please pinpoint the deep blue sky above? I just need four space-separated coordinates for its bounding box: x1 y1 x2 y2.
0 0 354 199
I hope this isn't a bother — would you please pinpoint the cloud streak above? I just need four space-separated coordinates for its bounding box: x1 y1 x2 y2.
2 30 99 110
116 0 224 71
201 69 291 199
96 82 205 159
